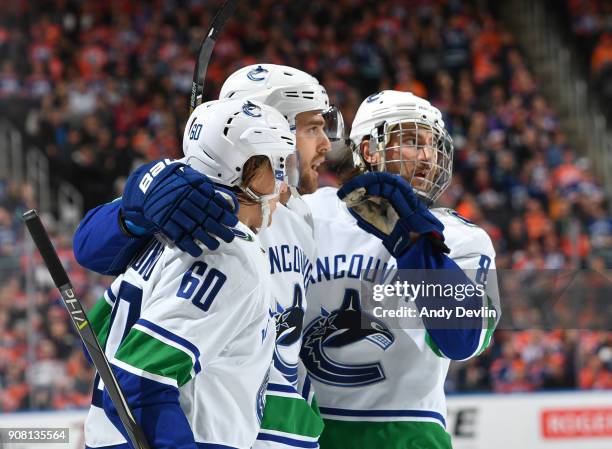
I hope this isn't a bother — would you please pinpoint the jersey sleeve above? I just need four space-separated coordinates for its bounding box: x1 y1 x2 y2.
73 199 151 275
397 223 499 361
83 287 117 365
444 230 499 357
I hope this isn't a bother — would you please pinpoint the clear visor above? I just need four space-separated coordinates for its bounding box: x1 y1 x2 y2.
285 152 300 188
367 120 453 204
322 105 345 142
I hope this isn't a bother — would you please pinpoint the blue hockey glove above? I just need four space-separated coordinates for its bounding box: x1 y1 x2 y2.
122 159 239 257
337 172 449 257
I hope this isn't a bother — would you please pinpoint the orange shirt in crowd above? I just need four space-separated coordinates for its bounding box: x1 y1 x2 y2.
591 34 612 73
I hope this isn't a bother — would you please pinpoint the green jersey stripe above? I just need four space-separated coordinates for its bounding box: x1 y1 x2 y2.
320 419 451 449
260 394 324 438
115 328 194 387
476 296 497 356
425 295 498 359
88 297 112 348
424 331 444 357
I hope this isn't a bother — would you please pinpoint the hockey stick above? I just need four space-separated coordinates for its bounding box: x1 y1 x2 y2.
22 210 151 449
189 0 240 113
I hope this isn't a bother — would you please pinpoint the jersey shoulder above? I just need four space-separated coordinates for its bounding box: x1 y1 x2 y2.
269 202 317 261
303 187 351 223
272 203 314 241
431 208 496 259
160 222 264 295
284 194 314 234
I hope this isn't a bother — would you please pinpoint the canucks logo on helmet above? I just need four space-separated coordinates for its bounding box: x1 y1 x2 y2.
247 65 269 81
301 289 395 387
243 100 262 117
366 91 383 103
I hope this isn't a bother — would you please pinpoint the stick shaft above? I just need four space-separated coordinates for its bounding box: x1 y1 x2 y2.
189 0 240 113
23 210 151 449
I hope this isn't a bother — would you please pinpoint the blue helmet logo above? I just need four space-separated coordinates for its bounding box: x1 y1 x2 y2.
366 92 383 103
243 100 262 117
247 65 269 81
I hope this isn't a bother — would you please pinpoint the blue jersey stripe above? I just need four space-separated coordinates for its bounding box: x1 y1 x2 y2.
319 407 446 427
137 318 202 374
196 444 239 449
106 287 116 303
85 440 239 449
301 375 312 401
257 433 319 448
267 383 298 394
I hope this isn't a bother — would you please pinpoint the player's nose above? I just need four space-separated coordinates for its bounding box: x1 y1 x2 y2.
417 145 433 161
318 132 332 154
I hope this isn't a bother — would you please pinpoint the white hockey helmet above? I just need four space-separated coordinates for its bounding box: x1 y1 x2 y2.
183 98 294 187
350 90 453 205
183 98 295 229
219 64 344 141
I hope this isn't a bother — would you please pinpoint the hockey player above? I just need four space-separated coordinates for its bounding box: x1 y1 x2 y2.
301 90 500 449
73 64 342 275
84 98 292 449
76 64 343 448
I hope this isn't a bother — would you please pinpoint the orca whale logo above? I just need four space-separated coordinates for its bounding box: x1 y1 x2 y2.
272 284 305 386
301 289 395 387
232 228 254 242
247 65 269 81
242 100 262 117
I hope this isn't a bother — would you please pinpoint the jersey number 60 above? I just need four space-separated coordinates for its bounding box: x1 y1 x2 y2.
177 261 227 312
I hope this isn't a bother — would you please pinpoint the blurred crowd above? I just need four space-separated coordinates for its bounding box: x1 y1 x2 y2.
0 179 109 411
565 0 612 118
0 0 610 410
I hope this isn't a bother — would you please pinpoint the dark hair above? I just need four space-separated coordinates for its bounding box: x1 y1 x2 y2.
231 155 272 204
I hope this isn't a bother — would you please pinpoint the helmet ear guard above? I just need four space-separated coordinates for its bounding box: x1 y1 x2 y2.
350 121 385 170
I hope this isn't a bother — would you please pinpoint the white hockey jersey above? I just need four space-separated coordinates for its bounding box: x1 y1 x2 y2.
253 200 323 449
84 221 275 449
301 187 499 449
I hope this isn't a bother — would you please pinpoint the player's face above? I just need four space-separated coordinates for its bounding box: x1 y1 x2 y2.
362 122 438 194
295 110 331 194
245 163 285 230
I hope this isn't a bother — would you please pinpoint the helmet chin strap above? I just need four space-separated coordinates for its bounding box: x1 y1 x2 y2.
241 181 282 232
258 199 272 232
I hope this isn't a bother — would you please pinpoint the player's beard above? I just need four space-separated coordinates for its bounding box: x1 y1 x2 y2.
298 167 318 195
